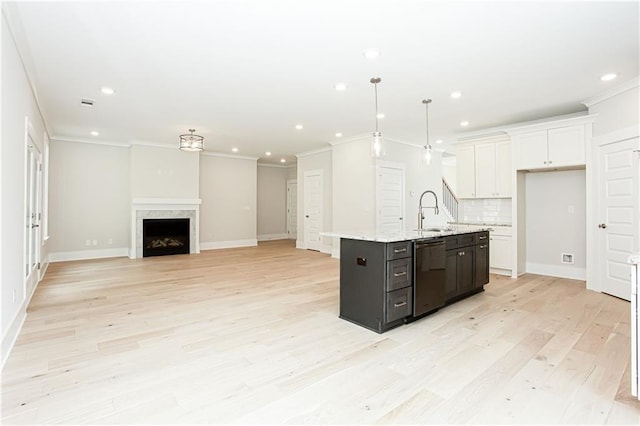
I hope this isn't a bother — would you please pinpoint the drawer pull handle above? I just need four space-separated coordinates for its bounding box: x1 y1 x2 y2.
480 245 488 249
479 236 487 240
394 301 407 308
394 248 407 253
458 251 465 256
394 271 407 277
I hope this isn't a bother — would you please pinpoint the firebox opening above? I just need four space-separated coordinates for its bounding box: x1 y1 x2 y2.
142 218 190 257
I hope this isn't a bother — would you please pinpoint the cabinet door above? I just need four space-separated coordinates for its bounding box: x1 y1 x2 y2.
547 125 585 167
515 131 547 170
474 143 497 198
489 235 512 270
457 248 475 294
445 250 459 300
456 145 476 198
475 243 489 287
495 141 512 197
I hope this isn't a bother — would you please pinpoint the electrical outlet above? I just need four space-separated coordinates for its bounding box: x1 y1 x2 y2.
561 253 574 264
85 239 91 246
92 239 98 246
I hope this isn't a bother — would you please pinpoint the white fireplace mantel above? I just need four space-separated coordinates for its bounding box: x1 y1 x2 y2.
130 198 202 259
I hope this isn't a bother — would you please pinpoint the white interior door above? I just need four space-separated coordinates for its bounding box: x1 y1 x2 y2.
376 165 405 234
304 171 322 251
286 180 297 239
24 135 42 298
598 137 639 301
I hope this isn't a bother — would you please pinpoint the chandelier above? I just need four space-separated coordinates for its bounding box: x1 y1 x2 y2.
370 77 384 157
179 129 204 152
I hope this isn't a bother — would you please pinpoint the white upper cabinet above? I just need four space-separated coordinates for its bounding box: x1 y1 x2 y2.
514 124 586 170
457 136 511 199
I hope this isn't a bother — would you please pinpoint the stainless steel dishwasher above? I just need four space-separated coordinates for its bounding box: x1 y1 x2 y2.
414 239 446 318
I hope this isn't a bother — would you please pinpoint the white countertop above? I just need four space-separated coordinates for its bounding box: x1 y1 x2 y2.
448 221 512 227
321 225 490 243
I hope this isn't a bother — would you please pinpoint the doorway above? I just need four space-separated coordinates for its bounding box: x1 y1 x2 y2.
303 170 322 251
376 163 405 234
597 136 640 301
24 128 42 299
286 180 297 239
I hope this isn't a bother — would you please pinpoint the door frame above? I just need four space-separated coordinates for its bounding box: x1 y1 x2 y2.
303 170 323 251
23 117 43 300
286 179 297 240
589 125 640 295
375 161 406 234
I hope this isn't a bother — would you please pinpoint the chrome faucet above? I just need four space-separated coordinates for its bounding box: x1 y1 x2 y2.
418 190 439 230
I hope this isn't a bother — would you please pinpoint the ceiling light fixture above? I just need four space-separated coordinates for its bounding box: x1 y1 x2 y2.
280 158 286 163
100 87 115 95
460 120 469 127
265 151 272 156
450 91 462 99
376 113 385 119
334 83 347 91
90 130 99 136
295 124 303 130
422 99 433 165
435 139 443 144
232 147 238 153
179 129 204 152
363 48 380 59
600 73 617 81
335 132 343 138
370 77 385 158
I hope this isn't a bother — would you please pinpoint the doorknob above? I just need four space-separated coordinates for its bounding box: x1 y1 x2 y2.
305 215 309 218
598 223 607 229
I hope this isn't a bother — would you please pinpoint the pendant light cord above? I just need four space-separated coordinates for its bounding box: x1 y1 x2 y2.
374 82 379 133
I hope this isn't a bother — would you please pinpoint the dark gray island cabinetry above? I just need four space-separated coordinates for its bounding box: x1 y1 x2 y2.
338 230 490 333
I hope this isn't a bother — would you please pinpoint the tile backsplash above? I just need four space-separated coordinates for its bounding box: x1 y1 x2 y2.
459 198 512 225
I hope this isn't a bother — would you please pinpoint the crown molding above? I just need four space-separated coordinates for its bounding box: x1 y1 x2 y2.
50 136 131 147
327 133 369 147
200 151 258 161
582 76 640 108
257 163 295 169
296 146 333 158
505 113 597 135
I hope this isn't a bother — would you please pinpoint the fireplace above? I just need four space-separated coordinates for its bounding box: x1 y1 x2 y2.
143 218 190 257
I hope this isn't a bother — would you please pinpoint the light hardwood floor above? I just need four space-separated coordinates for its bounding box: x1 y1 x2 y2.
2 240 639 424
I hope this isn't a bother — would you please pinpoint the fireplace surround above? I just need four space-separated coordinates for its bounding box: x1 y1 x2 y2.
130 198 201 259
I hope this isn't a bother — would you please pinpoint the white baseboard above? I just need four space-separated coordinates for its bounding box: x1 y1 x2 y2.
257 233 288 242
296 240 306 250
321 243 333 255
200 239 258 250
1 304 26 370
331 246 341 259
525 262 586 281
490 267 512 277
49 247 130 262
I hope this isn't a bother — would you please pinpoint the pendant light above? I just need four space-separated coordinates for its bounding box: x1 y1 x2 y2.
370 77 384 157
179 129 204 152
422 99 433 165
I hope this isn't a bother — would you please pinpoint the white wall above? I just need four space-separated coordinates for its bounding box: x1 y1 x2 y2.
589 84 640 137
199 154 257 248
297 149 332 252
48 141 130 256
257 165 288 240
130 145 199 198
1 12 49 367
525 170 586 279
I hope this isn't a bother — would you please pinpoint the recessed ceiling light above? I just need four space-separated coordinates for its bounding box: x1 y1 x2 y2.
450 91 462 99
100 86 115 95
265 151 272 156
295 124 303 130
435 139 443 144
280 158 286 163
460 121 469 127
363 48 380 59
90 131 99 136
376 113 385 119
600 73 617 81
334 83 347 91
335 132 343 138
231 147 238 153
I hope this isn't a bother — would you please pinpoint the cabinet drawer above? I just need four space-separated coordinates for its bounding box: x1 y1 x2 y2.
387 241 412 260
386 287 412 323
445 233 476 250
475 232 489 244
386 258 413 291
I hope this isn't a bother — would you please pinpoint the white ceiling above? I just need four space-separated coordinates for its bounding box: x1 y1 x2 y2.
6 1 639 164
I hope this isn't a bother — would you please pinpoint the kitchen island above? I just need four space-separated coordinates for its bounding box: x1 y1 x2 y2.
325 227 490 333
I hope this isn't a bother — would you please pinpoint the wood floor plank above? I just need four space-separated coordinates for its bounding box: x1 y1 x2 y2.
2 240 638 424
